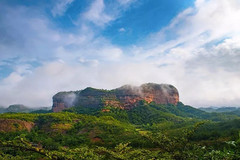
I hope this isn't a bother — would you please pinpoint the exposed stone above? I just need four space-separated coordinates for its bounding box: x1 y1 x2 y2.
0 119 34 132
52 102 66 112
52 83 179 112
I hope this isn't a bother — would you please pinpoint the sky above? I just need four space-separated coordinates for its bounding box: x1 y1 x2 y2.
0 0 240 108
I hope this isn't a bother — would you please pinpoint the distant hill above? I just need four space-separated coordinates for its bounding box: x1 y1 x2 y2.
6 104 34 113
0 104 51 113
199 107 240 113
0 106 6 113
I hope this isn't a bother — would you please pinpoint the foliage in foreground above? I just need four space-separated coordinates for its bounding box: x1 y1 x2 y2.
1 131 240 160
1 104 240 159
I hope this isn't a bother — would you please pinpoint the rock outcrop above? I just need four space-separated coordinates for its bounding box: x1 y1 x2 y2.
0 119 34 132
52 83 179 112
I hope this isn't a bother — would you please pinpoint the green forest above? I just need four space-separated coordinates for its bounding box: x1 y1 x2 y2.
1 102 240 159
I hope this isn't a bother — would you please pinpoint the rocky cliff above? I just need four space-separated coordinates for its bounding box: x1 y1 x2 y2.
52 83 179 112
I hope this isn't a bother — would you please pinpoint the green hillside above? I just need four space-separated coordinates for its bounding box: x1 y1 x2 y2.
1 102 240 159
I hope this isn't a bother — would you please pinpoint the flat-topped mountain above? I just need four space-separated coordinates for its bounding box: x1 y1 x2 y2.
52 83 179 112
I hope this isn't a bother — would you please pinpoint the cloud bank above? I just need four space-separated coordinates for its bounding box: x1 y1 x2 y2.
0 0 240 108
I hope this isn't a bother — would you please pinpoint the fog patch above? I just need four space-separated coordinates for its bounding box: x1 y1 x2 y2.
63 92 77 108
117 84 144 96
160 84 177 95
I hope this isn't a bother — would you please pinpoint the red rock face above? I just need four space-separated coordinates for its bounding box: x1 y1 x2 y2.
52 102 66 112
104 99 124 109
141 84 179 105
116 95 142 110
52 83 179 112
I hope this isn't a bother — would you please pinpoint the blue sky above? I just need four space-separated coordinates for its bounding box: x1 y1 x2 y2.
102 0 195 45
0 0 240 107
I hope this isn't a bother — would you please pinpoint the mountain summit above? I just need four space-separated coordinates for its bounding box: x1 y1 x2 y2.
52 83 179 112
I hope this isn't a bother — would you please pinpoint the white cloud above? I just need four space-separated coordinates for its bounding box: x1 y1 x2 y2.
147 0 240 56
82 0 113 27
0 61 175 107
80 0 136 27
78 58 99 67
1 0 240 108
51 0 75 17
0 3 124 63
136 0 240 107
119 28 126 32
0 5 62 61
0 1 127 107
117 0 136 6
1 73 24 86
